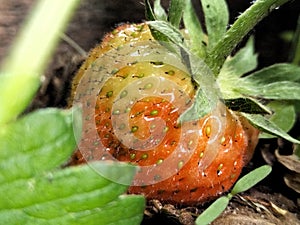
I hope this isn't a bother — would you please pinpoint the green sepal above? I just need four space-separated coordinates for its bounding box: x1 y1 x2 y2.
259 101 296 139
224 97 271 114
146 20 186 56
242 113 300 144
243 63 300 83
179 54 219 122
168 0 186 28
239 64 300 100
219 37 257 79
179 88 212 123
147 20 184 47
240 81 300 100
218 37 258 99
145 0 156 21
183 0 206 58
200 0 229 50
145 0 169 42
153 0 167 21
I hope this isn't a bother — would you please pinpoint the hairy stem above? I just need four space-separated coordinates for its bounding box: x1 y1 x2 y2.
206 0 292 75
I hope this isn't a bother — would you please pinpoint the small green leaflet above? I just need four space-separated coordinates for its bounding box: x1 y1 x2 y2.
242 112 300 144
231 165 272 195
196 165 272 225
0 108 145 225
195 196 229 225
200 0 229 50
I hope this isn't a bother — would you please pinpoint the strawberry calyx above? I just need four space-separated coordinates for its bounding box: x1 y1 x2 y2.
145 0 300 144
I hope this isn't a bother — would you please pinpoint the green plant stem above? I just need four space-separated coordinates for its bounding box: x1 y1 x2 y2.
206 0 292 75
0 0 80 125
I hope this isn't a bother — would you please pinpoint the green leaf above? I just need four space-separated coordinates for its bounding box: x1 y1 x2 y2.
224 98 271 114
153 0 167 21
260 101 296 139
242 113 300 144
168 0 186 28
0 0 80 125
200 0 229 49
219 37 257 78
0 108 145 224
231 165 272 195
0 162 145 225
0 108 80 184
183 0 206 58
195 196 229 225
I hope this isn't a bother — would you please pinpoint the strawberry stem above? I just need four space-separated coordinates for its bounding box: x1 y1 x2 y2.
206 0 292 76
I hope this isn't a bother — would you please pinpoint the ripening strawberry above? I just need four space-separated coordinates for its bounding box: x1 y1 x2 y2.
70 23 260 205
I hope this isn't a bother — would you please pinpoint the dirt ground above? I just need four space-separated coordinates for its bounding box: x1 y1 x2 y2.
1 0 300 224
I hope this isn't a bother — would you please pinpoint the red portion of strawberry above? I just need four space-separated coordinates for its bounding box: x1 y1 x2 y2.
70 23 260 205
127 107 259 204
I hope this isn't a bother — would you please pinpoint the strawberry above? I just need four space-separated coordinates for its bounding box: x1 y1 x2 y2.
70 23 260 205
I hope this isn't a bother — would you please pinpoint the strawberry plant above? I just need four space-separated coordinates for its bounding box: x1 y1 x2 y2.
69 0 300 219
1 0 300 224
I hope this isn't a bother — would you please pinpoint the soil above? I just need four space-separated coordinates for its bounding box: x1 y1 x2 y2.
1 0 300 224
